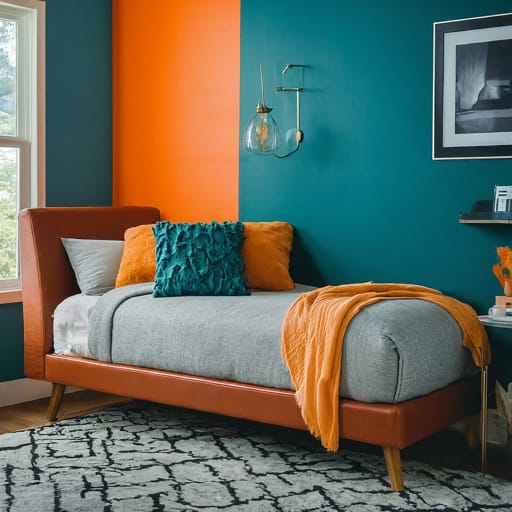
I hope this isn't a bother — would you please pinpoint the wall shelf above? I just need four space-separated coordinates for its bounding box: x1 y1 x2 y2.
459 200 512 224
459 218 512 224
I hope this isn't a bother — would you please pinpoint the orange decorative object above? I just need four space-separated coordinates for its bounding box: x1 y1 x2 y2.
492 246 512 296
115 224 156 287
242 222 295 290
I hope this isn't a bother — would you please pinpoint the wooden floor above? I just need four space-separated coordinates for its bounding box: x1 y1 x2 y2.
0 390 129 434
0 390 510 483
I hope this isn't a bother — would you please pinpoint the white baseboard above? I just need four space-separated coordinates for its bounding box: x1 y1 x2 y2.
0 378 81 408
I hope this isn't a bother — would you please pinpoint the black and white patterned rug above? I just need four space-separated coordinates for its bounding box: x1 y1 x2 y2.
0 402 511 511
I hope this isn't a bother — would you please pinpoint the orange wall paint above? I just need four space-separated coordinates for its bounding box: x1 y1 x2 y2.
112 0 240 222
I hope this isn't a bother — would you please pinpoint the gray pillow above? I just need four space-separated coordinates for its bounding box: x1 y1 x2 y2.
61 238 125 295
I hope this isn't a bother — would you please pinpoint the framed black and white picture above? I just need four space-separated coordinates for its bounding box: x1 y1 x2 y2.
433 13 512 159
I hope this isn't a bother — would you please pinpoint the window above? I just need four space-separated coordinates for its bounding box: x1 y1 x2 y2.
0 0 44 302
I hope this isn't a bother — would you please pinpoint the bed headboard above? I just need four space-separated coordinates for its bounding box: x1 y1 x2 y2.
20 206 161 380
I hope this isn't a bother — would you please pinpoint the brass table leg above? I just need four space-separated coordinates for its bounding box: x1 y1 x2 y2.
481 365 488 472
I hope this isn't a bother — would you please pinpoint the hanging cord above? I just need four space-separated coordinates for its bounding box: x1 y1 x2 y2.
260 64 265 104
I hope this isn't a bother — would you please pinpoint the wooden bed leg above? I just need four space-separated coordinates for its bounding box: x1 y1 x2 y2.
47 383 66 421
383 446 404 492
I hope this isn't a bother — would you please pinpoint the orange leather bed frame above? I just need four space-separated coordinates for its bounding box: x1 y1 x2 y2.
19 206 481 491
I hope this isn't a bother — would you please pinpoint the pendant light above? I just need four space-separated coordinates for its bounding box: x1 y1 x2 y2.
243 64 306 159
243 64 280 155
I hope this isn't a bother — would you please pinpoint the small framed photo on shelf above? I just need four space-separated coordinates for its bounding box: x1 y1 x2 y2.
433 12 512 159
494 185 512 212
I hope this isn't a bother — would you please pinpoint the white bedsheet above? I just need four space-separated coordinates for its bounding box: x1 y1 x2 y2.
53 293 100 357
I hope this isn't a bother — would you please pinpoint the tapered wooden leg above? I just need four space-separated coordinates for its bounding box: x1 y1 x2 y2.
47 383 66 421
383 446 404 492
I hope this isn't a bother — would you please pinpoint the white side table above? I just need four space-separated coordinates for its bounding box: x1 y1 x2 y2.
477 315 512 471
479 315 512 329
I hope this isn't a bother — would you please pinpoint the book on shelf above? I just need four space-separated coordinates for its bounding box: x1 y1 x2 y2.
495 296 512 314
494 185 512 213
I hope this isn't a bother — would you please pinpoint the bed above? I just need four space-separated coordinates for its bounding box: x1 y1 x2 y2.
19 206 486 491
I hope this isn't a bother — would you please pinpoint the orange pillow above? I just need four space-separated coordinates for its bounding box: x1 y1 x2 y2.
115 224 156 287
242 221 294 291
115 221 295 291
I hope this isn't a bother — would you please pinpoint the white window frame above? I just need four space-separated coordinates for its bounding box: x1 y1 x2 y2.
0 0 45 303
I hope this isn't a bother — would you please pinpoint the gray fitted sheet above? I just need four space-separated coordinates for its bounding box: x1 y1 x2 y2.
88 283 477 404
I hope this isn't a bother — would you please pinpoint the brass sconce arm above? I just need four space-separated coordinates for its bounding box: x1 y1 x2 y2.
274 86 304 159
273 63 306 159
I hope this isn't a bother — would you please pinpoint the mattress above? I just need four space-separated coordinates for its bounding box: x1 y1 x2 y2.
53 284 478 404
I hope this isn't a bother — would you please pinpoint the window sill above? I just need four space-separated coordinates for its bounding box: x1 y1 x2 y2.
0 290 22 304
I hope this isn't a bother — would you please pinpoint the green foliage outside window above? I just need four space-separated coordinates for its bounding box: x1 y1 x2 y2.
0 17 17 281
0 18 16 136
0 150 16 279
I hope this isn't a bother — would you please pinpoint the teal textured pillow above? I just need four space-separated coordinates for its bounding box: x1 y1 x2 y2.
152 221 249 297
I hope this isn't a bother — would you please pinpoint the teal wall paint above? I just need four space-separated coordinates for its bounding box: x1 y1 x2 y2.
0 303 24 381
46 0 112 207
0 0 112 382
240 0 511 306
240 1 512 381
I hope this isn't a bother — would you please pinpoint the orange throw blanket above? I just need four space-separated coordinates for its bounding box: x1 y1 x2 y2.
281 282 490 451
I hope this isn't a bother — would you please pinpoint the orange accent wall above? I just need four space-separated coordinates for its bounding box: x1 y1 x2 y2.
112 0 240 222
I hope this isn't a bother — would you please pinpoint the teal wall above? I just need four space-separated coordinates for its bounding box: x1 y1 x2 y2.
46 0 112 206
240 1 512 382
0 0 112 382
240 0 511 307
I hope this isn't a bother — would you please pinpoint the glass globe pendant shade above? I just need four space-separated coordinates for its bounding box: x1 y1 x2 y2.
243 102 280 155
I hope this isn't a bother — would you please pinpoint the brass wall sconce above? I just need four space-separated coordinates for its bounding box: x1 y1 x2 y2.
243 64 306 159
